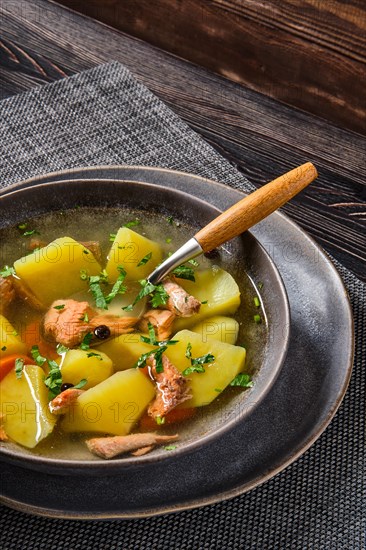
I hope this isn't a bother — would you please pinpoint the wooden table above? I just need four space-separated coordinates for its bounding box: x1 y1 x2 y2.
0 0 365 281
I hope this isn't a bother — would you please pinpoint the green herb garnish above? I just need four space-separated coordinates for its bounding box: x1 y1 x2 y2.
150 284 169 308
123 219 140 228
172 264 195 282
87 352 102 360
165 237 172 244
31 345 47 366
254 314 262 324
105 266 127 303
73 379 88 390
80 332 93 351
214 388 222 393
166 216 174 225
126 279 169 311
140 323 178 347
89 273 108 310
253 296 260 308
0 265 15 278
56 344 69 355
1 346 7 352
53 304 65 310
80 269 88 281
185 342 192 359
201 300 208 305
258 282 264 290
17 223 27 230
182 353 215 376
12 330 18 336
164 445 177 451
156 416 165 425
137 252 152 267
23 229 38 237
188 258 199 267
80 312 89 322
230 373 254 388
15 358 24 379
109 233 116 242
44 360 63 399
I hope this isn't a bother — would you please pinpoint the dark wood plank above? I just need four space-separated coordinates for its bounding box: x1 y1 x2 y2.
0 0 365 281
57 0 366 135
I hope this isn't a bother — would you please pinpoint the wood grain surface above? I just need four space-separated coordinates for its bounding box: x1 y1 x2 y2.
0 0 365 281
57 0 366 135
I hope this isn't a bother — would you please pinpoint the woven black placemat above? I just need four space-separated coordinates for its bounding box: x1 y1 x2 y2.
0 62 364 550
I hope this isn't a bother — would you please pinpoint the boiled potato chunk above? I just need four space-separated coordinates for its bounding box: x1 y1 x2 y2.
0 365 57 448
0 314 27 359
190 316 239 345
97 333 154 371
61 369 155 436
165 330 246 407
60 349 113 390
173 268 241 331
13 237 101 307
106 227 163 281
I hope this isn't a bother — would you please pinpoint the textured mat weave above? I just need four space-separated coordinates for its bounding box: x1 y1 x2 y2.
0 62 364 550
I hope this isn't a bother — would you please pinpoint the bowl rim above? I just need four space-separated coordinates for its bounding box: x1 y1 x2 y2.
0 176 290 471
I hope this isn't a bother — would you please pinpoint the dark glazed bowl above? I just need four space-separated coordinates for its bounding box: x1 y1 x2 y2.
0 175 291 516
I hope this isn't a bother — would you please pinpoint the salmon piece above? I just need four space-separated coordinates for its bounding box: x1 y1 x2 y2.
12 277 46 311
44 299 96 347
43 299 138 347
0 414 8 441
0 276 15 313
162 278 201 317
86 433 179 459
131 445 154 456
147 354 191 419
139 309 176 341
49 388 84 415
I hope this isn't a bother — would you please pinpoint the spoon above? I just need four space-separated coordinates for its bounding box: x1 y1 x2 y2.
147 162 318 285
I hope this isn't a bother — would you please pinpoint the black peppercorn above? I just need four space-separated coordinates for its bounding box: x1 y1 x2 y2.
94 325 111 340
60 383 74 392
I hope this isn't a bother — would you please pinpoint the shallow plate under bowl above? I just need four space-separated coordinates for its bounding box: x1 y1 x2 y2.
0 166 353 519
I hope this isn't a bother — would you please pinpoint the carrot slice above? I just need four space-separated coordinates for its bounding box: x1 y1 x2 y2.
139 408 196 430
0 354 35 381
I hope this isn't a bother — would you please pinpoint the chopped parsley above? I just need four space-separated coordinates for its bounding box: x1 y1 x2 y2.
214 388 222 393
11 330 18 337
172 264 195 282
87 352 102 360
156 416 165 425
137 252 152 267
123 219 140 228
80 332 93 351
109 233 116 242
165 237 172 244
166 216 174 225
253 296 260 308
230 373 254 388
201 300 208 305
53 304 65 310
17 223 27 230
31 345 47 366
73 379 88 389
0 265 15 278
44 360 63 399
56 344 69 355
182 352 215 376
105 266 127 304
185 342 192 359
188 258 199 267
22 229 38 237
134 344 169 373
83 249 89 255
80 312 89 323
164 445 177 451
258 282 264 290
125 279 169 311
15 357 24 379
89 273 108 310
80 269 88 281
1 346 7 352
254 314 262 324
31 345 64 398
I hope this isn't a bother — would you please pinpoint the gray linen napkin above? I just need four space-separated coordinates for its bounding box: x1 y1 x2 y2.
0 62 364 550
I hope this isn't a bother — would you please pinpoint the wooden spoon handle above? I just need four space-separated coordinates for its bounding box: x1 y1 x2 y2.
194 162 318 252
